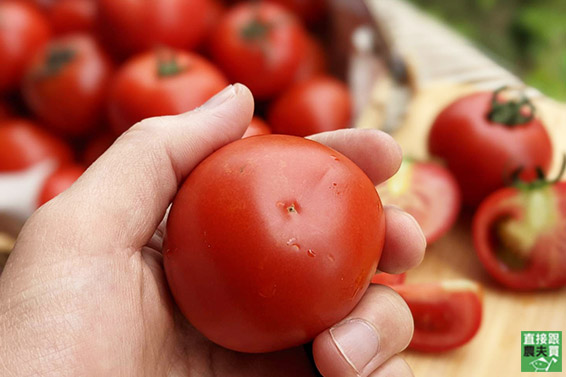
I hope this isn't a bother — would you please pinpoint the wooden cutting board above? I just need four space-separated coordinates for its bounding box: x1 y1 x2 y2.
368 84 566 377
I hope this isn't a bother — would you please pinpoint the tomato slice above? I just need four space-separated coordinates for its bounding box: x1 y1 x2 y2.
392 280 483 352
370 272 406 286
473 182 566 290
376 159 461 244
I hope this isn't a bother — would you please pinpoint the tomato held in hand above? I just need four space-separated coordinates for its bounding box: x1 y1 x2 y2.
377 159 461 244
392 280 483 352
210 2 309 99
22 34 113 137
165 135 385 353
37 163 84 206
47 0 96 35
268 75 351 137
243 116 271 138
108 49 228 135
0 1 51 92
97 0 215 56
371 272 406 286
473 168 566 290
428 88 553 207
0 118 73 172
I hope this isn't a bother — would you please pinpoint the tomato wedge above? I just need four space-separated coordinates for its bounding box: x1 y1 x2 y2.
473 179 566 290
392 280 483 352
376 159 461 244
370 272 406 286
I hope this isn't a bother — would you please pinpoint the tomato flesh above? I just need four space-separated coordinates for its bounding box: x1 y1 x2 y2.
392 280 483 352
164 135 385 353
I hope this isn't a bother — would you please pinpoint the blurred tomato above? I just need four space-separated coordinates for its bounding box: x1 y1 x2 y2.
0 100 14 119
268 75 351 136
371 272 406 286
266 0 327 24
108 48 229 135
0 1 51 93
22 34 113 137
377 159 461 244
97 0 216 56
37 163 84 206
0 118 73 172
243 116 271 138
82 131 116 165
47 0 96 35
428 90 553 207
293 35 326 83
210 2 309 99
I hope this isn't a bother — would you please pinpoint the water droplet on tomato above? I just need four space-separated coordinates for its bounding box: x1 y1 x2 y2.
307 249 316 257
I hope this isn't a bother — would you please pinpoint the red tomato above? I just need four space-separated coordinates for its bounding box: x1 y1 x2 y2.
243 116 271 138
210 2 309 99
0 118 73 172
97 0 215 56
82 131 116 166
164 135 385 352
473 179 566 290
268 76 351 137
22 34 113 137
377 159 461 244
266 0 327 24
37 163 84 206
47 0 96 35
0 1 51 92
371 272 406 286
392 280 483 352
293 35 327 83
428 90 553 207
0 100 14 119
108 48 229 135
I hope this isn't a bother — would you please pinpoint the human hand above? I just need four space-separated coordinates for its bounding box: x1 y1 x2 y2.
0 84 425 377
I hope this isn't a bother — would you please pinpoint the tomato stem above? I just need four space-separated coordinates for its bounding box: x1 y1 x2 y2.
38 47 76 78
511 154 566 190
241 18 270 41
487 87 535 126
156 48 184 77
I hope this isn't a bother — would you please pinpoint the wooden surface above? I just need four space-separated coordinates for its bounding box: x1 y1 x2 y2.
365 84 566 377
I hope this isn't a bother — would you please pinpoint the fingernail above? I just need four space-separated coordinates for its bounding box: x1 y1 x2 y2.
329 319 380 374
199 84 235 110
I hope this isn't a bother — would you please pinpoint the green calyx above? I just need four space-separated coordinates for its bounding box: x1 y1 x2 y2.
39 48 76 78
240 18 270 41
487 87 536 126
509 154 566 191
156 49 184 77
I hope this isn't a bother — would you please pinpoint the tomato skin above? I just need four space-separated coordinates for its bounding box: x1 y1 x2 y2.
392 281 483 352
22 34 113 137
266 0 327 24
293 35 326 83
37 163 84 206
428 92 553 207
47 0 96 35
0 100 14 119
377 160 461 244
210 2 309 99
243 116 271 138
108 49 229 135
164 135 385 353
97 0 215 56
0 1 51 93
472 182 566 290
268 76 351 137
0 118 73 172
371 272 406 286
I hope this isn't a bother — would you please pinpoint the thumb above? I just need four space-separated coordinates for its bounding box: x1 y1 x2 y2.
29 84 254 254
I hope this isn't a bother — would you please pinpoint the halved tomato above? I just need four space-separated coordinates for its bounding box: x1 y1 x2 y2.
392 280 483 352
370 272 406 286
376 159 461 244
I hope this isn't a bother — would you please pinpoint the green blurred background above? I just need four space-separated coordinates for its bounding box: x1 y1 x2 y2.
408 0 566 100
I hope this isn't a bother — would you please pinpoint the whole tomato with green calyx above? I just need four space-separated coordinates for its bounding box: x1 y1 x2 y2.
37 163 84 207
268 75 351 137
473 160 566 290
164 135 385 353
22 34 113 137
428 88 553 208
0 118 73 172
108 48 229 135
210 2 309 99
0 1 51 93
376 158 461 244
392 280 483 352
97 0 215 57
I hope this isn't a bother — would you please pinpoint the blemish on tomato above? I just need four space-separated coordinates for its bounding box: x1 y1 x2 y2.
307 249 316 257
286 238 300 251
